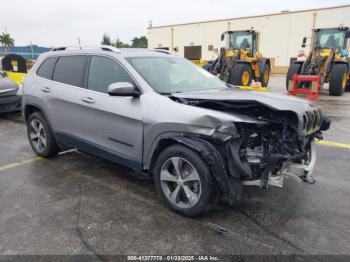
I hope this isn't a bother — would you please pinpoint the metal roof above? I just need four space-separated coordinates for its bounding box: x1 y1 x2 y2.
148 4 350 29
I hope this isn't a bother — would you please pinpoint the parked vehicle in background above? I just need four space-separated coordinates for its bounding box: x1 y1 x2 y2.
287 27 350 96
0 70 21 113
23 46 330 217
0 54 28 85
207 30 271 87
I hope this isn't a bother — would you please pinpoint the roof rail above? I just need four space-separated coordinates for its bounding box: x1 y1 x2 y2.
152 49 172 54
50 45 121 53
100 45 121 53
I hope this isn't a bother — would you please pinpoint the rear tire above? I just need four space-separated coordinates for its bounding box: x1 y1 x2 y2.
230 64 253 86
286 63 301 90
27 112 59 158
329 64 348 96
260 64 270 87
154 145 215 217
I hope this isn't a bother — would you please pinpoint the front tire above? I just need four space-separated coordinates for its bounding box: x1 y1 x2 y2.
230 64 253 86
154 145 215 217
329 64 348 96
27 112 59 157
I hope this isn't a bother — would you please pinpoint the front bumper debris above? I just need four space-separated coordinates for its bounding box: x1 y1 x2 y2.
241 142 317 188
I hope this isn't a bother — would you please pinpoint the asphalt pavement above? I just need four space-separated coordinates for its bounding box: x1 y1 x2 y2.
0 75 349 260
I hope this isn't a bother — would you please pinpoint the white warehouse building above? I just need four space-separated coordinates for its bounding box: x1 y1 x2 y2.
147 5 350 73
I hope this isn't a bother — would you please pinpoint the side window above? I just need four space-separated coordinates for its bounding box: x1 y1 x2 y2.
88 56 134 93
36 57 57 79
53 56 87 87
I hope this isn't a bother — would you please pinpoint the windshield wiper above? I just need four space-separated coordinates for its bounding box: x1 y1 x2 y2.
159 91 183 95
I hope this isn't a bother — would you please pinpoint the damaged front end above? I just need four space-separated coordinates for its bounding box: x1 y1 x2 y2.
228 121 318 189
174 96 331 204
217 105 330 192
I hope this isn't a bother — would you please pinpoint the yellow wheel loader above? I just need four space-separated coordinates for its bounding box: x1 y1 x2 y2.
286 27 350 96
208 30 271 87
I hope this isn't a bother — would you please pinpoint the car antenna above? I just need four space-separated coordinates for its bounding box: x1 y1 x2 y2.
78 37 82 50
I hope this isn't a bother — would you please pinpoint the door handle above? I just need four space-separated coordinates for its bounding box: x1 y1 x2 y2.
81 97 95 104
41 87 51 93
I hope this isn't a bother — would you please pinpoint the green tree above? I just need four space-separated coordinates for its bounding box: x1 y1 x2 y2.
101 34 112 46
0 32 14 52
115 38 130 48
131 36 147 48
101 34 148 48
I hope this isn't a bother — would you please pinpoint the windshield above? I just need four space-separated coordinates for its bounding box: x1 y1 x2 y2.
127 56 227 93
315 29 345 49
228 32 253 50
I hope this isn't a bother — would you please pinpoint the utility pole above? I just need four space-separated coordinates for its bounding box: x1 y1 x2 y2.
30 42 34 59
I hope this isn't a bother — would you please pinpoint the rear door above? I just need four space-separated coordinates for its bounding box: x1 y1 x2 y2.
45 55 91 141
77 55 143 169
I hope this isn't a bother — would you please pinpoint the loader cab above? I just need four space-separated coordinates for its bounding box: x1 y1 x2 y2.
222 30 258 56
311 27 349 51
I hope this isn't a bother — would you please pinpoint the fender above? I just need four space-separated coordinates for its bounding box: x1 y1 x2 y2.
23 103 62 148
236 60 250 65
293 61 304 65
333 60 350 71
24 103 49 123
149 135 241 204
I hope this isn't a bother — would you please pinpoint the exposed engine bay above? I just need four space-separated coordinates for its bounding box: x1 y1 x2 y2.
171 95 331 191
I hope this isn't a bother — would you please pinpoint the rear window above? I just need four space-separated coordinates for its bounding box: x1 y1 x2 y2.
36 57 57 79
52 56 87 87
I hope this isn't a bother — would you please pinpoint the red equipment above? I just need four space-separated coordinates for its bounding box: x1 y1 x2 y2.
287 74 321 100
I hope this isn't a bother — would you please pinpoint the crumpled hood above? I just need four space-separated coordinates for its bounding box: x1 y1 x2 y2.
172 88 317 116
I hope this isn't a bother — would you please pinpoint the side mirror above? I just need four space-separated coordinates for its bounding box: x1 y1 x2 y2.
107 82 141 97
302 37 307 48
221 33 225 41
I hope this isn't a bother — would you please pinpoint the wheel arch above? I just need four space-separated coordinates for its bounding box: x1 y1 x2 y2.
149 134 239 205
24 104 43 122
236 60 253 70
24 103 57 142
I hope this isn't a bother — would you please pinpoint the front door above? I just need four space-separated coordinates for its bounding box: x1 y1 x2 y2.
77 55 143 169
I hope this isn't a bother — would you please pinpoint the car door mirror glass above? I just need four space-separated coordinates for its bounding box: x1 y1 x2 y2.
107 82 140 97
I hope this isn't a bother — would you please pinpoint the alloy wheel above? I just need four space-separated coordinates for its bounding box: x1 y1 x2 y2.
160 157 201 209
29 119 47 153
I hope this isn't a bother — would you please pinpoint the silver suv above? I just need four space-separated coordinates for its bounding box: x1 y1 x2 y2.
23 46 330 217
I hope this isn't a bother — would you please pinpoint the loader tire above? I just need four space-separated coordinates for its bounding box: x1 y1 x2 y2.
260 64 270 87
329 64 348 96
230 64 253 86
286 63 301 90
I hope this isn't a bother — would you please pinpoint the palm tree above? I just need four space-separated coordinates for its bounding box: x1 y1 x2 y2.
0 32 14 52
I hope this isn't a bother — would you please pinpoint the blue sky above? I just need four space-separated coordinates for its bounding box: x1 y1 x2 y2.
1 0 349 46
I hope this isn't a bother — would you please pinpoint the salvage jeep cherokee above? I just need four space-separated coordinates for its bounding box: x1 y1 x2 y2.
23 46 330 217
